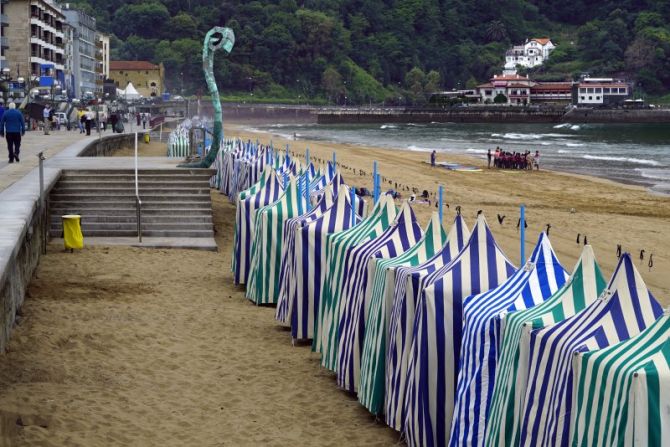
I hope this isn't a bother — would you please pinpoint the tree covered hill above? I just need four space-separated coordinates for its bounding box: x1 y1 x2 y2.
70 0 670 104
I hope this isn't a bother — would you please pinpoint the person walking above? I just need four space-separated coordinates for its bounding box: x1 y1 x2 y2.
430 150 436 167
78 109 85 133
85 110 93 136
487 149 492 169
136 112 141 127
43 104 51 135
142 113 147 129
0 103 5 126
534 150 540 170
0 103 26 163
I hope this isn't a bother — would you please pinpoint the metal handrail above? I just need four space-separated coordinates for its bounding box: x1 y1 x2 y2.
134 132 142 242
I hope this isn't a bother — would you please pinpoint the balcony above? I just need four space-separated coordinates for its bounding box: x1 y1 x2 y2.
0 36 8 50
0 14 8 26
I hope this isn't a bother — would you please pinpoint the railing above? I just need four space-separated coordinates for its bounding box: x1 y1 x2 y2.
134 132 142 242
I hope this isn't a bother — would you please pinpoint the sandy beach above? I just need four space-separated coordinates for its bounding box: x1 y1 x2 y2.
0 117 668 445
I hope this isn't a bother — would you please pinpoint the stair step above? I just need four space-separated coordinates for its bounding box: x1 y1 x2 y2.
53 181 209 188
51 194 211 202
50 208 213 216
52 188 213 195
50 215 213 224
61 169 216 176
51 222 213 231
49 229 214 238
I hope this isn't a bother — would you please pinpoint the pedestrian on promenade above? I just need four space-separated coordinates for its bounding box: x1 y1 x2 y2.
142 113 147 129
136 112 141 127
85 110 93 136
487 149 492 168
0 103 5 125
430 150 436 167
78 109 85 133
0 103 26 163
534 150 540 170
43 105 51 135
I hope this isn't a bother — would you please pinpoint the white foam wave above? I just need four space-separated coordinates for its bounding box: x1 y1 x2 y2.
491 132 577 140
407 145 431 152
380 124 398 129
553 123 571 129
557 149 572 154
566 143 585 147
570 125 581 130
466 148 488 154
582 155 661 166
636 168 670 181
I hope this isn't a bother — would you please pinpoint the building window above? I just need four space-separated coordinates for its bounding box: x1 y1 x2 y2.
587 88 594 93
596 96 600 100
579 88 586 94
485 90 492 96
589 96 592 100
581 96 585 100
595 88 602 93
604 88 610 94
619 88 626 94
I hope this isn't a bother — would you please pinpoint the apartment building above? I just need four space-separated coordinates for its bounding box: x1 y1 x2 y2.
62 4 97 97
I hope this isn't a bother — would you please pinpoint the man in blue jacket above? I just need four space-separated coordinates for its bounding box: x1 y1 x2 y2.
0 103 26 163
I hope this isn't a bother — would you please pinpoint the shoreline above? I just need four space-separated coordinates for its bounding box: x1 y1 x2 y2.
231 122 663 196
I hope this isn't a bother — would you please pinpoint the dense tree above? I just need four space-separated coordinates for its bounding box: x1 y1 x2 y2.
72 0 670 101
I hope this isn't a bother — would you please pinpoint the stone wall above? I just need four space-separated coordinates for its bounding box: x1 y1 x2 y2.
78 133 137 157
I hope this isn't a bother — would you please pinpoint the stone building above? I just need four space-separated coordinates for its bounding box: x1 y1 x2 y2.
62 4 97 98
109 60 164 98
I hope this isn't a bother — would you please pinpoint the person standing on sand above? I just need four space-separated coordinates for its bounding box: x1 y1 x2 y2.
534 150 540 170
0 103 25 163
43 104 51 135
487 149 492 168
431 150 436 167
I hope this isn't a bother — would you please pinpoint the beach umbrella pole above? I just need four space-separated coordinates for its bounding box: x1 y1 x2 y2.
520 204 526 264
373 161 378 203
332 151 336 166
351 187 356 226
306 148 310 167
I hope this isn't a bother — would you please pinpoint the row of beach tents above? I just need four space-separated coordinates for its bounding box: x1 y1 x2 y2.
216 139 668 447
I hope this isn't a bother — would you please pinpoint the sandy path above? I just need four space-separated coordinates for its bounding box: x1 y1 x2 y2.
0 193 399 446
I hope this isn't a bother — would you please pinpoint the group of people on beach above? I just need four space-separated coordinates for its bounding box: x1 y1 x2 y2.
488 147 540 170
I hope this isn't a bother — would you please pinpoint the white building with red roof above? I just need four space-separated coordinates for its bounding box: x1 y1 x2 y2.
477 73 536 105
504 37 555 75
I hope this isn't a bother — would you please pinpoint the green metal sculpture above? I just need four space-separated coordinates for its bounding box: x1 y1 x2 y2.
179 26 235 168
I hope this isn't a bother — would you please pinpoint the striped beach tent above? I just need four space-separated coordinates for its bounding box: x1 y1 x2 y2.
315 194 397 368
404 215 516 447
232 167 283 285
571 312 670 446
485 245 606 447
246 175 310 304
275 183 337 325
518 253 663 447
285 184 361 340
336 202 425 393
385 215 470 430
449 232 568 447
357 212 452 415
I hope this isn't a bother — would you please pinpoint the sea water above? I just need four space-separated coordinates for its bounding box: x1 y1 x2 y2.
250 122 670 195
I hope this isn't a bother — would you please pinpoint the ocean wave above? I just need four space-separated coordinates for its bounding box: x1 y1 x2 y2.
570 125 581 130
491 132 577 140
380 124 398 129
636 168 670 181
466 148 488 154
566 143 585 147
553 123 572 129
582 155 661 166
557 149 572 154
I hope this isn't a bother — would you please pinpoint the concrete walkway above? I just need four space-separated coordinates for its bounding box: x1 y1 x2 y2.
0 129 115 192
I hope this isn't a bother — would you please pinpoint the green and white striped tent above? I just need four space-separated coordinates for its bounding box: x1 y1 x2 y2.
232 167 284 285
484 245 607 447
357 212 448 415
571 311 670 447
315 194 397 369
246 175 309 304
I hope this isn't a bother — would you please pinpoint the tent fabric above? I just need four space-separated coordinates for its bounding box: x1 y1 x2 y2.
357 213 452 416
518 253 663 447
449 232 568 446
315 194 397 368
246 176 309 304
571 313 670 447
485 245 607 447
275 181 339 325
385 215 471 431
282 184 362 340
232 168 283 285
404 215 516 447
335 202 425 393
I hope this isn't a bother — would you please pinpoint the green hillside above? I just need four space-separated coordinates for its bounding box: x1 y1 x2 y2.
70 0 670 104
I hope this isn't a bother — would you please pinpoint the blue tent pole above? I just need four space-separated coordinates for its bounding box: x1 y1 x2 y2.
332 151 336 166
286 143 289 160
376 173 381 203
306 147 310 167
438 185 444 222
520 204 526 264
351 187 356 227
297 175 303 214
373 161 378 203
304 174 311 212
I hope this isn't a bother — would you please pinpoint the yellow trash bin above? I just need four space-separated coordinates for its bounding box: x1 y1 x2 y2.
62 215 84 250
144 132 150 144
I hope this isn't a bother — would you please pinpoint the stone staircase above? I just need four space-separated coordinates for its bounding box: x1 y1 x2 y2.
49 169 215 238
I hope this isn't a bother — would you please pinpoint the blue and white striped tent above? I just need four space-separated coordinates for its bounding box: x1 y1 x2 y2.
518 253 663 447
275 181 338 325
283 184 361 340
485 245 607 447
316 194 397 368
246 175 309 304
357 212 452 416
571 312 670 447
404 215 516 447
450 232 568 447
385 215 470 430
231 167 283 285
336 202 424 393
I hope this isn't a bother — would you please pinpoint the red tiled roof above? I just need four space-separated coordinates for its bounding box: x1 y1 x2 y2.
531 83 572 91
507 83 531 88
476 83 494 88
491 74 529 81
110 61 159 71
531 38 551 45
